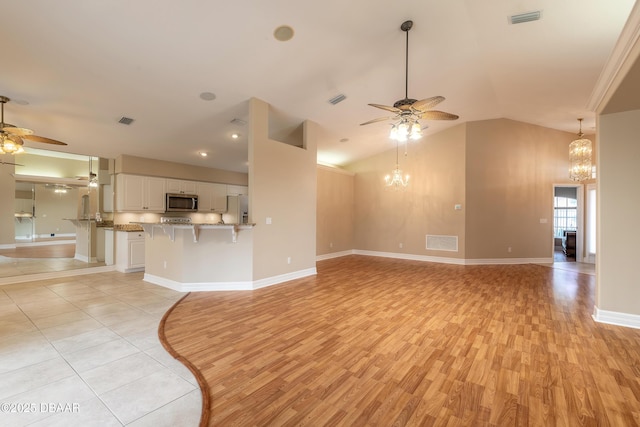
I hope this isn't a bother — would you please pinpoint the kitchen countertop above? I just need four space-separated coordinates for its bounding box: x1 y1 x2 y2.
131 222 255 243
111 224 144 232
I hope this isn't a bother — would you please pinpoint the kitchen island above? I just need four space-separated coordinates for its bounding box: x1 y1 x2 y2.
134 222 256 292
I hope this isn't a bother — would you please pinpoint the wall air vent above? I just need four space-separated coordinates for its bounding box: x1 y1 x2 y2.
118 116 134 125
230 118 247 126
509 11 542 25
328 94 347 105
426 235 458 252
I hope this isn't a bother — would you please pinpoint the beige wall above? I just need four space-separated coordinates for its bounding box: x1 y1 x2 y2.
465 119 575 260
33 184 78 237
340 119 577 262
249 98 317 280
0 158 15 246
596 109 640 316
348 124 467 258
316 165 354 256
115 154 247 185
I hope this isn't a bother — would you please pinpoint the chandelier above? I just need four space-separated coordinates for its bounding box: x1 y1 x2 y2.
385 141 409 189
569 118 592 181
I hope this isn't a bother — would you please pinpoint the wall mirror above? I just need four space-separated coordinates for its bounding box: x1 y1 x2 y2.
0 147 112 280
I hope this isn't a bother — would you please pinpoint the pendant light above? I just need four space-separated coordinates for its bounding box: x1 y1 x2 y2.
569 118 592 181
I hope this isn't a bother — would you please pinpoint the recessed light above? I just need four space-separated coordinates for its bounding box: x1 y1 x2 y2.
199 152 208 157
231 133 240 140
199 92 216 101
274 25 294 42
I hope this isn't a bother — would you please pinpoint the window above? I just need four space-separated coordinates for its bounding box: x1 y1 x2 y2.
554 196 577 238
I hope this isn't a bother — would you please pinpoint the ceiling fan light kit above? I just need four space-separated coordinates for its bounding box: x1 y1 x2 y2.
0 95 68 155
361 21 459 143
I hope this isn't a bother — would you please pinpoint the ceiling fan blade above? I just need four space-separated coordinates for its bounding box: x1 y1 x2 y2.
412 96 445 112
419 110 459 121
360 116 394 126
22 134 68 146
368 103 402 114
2 126 34 136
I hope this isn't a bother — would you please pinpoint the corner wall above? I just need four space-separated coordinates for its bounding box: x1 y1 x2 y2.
596 109 640 318
465 119 576 260
316 165 354 256
347 124 467 260
0 158 15 247
248 98 318 281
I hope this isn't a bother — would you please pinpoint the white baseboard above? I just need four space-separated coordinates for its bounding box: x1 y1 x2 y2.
592 306 640 330
0 265 116 286
353 250 467 265
144 267 317 292
16 240 75 247
320 250 552 266
464 257 553 265
0 244 17 250
316 250 354 261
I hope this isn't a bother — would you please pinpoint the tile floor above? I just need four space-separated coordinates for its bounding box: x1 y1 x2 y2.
0 271 201 426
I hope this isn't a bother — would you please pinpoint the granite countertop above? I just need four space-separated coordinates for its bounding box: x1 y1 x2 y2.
112 224 144 232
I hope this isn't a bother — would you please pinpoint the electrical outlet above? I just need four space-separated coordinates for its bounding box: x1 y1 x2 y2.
266 217 272 225
399 243 403 249
508 247 512 253
329 242 333 248
163 260 167 269
287 257 291 264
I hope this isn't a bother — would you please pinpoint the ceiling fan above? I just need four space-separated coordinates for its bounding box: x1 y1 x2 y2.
361 20 459 141
0 95 68 155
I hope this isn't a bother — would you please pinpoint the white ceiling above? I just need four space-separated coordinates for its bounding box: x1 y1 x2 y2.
0 1 636 173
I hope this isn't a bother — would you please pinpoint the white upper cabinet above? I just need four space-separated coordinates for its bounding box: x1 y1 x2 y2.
197 182 228 213
166 179 197 195
116 174 166 212
227 185 248 196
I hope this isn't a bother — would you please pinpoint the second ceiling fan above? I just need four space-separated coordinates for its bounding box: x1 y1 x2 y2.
0 95 68 155
361 20 458 141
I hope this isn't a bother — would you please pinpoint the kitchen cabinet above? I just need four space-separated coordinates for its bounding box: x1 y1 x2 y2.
115 230 145 273
197 182 228 213
166 179 197 195
116 174 166 212
227 185 248 196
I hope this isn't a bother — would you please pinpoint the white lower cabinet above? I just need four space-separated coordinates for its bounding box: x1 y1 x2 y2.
115 231 145 273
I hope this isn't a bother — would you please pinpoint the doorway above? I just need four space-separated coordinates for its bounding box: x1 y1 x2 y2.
553 184 584 263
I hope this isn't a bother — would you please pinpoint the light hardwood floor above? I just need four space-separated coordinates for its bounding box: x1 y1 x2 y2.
162 256 640 426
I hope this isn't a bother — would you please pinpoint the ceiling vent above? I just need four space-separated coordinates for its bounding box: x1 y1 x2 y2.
230 118 247 126
118 116 134 125
328 94 347 105
509 11 542 25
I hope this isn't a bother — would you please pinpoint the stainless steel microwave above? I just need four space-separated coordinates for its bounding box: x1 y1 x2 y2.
166 193 198 212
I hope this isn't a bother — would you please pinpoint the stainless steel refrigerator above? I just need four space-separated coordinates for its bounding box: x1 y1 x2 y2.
223 195 248 224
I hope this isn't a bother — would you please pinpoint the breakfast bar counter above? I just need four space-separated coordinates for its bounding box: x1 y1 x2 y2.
133 222 256 292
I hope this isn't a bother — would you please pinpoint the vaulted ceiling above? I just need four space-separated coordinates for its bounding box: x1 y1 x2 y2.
0 1 636 172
